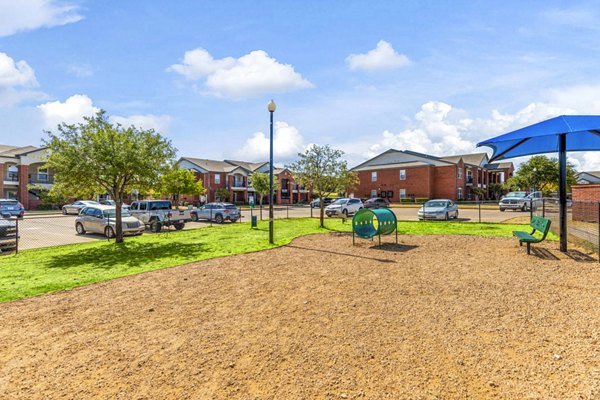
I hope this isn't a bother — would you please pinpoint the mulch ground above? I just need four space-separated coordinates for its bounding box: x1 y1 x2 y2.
1 234 599 399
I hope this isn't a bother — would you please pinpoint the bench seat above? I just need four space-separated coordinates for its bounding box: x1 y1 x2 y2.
512 216 551 255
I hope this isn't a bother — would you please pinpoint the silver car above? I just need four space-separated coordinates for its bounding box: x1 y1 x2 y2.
62 200 100 215
191 203 240 223
325 198 363 217
417 199 459 220
75 205 145 238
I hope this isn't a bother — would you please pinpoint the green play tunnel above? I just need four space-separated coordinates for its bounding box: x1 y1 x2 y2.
352 208 397 239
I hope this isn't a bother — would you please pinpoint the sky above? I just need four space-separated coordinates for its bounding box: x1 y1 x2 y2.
1 0 600 171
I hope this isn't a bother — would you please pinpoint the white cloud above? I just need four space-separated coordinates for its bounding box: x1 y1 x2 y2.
110 114 171 133
168 49 313 98
235 121 306 162
346 40 411 71
66 63 94 78
38 94 99 129
0 0 82 37
0 52 38 87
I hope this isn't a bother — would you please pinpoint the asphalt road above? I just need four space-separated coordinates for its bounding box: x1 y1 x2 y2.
17 206 517 250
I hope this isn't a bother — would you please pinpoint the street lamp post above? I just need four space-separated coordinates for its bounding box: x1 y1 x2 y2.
268 99 276 244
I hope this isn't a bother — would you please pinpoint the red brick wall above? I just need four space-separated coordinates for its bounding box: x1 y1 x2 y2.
355 166 434 201
433 165 457 199
572 184 600 222
18 165 29 209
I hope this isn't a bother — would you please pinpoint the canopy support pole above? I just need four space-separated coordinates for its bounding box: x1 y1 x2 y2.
558 133 568 252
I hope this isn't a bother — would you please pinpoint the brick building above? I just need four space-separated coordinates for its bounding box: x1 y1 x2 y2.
0 145 53 210
177 157 310 205
350 149 514 202
572 184 600 223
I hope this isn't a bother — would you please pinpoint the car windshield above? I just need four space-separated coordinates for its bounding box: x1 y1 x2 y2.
425 201 448 208
84 201 100 205
332 199 347 205
505 192 527 198
103 209 131 217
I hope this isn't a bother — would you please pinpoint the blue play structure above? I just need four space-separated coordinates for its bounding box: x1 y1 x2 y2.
352 208 398 245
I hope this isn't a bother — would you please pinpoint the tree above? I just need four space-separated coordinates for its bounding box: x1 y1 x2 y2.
503 155 577 196
287 144 358 227
215 187 231 202
249 172 279 220
45 111 176 243
470 187 485 202
488 183 504 200
158 165 205 205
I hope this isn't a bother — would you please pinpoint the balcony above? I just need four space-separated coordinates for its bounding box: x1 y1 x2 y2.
29 175 54 184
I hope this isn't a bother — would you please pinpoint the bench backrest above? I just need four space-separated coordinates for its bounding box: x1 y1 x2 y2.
531 216 551 239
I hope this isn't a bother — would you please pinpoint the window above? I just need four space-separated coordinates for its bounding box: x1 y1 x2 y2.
371 189 377 198
400 189 406 198
399 170 406 180
371 171 377 182
458 187 463 200
38 168 48 181
139 202 147 211
458 168 462 179
215 174 221 184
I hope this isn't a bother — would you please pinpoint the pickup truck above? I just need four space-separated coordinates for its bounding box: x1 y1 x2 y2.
129 200 192 232
499 191 542 212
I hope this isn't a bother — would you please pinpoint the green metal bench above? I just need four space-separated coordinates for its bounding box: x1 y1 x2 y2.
512 216 552 255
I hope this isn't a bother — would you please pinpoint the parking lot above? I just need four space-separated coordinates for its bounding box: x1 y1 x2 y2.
14 205 517 250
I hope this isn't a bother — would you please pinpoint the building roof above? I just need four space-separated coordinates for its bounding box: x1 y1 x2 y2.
353 161 432 172
179 157 237 173
578 171 600 179
224 160 268 172
440 152 488 167
0 145 39 158
484 162 514 171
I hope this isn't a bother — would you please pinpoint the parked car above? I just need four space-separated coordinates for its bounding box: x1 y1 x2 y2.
100 199 131 209
498 191 542 212
0 216 17 254
129 200 191 232
75 205 145 238
310 197 334 208
417 199 459 220
191 203 240 223
62 200 100 215
363 197 390 209
0 199 25 218
325 198 363 217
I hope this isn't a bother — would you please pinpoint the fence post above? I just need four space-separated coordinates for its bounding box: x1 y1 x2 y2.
542 198 546 218
15 217 19 255
530 199 533 222
311 205 313 218
287 205 289 219
478 201 481 223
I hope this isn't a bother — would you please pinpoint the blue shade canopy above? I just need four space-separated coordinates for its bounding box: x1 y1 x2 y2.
477 115 600 161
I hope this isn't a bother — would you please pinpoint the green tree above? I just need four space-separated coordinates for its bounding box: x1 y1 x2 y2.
503 155 577 196
287 145 358 227
215 187 231 202
45 111 176 243
488 183 504 200
158 165 205 205
470 187 485 202
249 172 279 220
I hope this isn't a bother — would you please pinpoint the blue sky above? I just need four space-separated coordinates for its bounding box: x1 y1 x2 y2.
1 0 600 170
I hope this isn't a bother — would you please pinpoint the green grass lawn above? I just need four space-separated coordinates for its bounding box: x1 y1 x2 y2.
0 218 550 303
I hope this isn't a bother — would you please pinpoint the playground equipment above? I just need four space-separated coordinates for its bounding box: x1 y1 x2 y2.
352 208 398 245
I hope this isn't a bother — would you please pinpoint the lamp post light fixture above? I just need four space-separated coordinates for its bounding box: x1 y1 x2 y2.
267 99 276 244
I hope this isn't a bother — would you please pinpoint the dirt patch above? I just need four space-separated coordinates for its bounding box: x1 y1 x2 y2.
1 234 599 399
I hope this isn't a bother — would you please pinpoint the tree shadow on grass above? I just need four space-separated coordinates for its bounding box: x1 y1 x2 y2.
47 241 208 270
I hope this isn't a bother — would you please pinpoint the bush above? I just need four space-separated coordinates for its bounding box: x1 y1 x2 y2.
36 203 59 210
415 197 429 203
400 198 413 203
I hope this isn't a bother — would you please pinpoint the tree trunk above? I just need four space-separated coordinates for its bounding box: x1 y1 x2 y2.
259 195 263 220
319 196 325 228
115 193 124 243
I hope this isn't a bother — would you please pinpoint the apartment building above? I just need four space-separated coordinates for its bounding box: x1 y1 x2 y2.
177 157 310 204
351 149 513 201
0 145 52 209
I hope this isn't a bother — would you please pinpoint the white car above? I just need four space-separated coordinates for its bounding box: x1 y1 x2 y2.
417 199 459 220
325 198 363 217
75 205 145 238
62 200 100 215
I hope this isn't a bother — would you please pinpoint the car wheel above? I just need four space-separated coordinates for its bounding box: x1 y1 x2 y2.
521 203 527 212
191 212 198 222
445 212 449 221
499 208 505 212
75 222 86 234
342 209 348 216
174 222 185 230
150 220 162 233
454 211 459 219
104 226 115 238
215 214 224 224
62 208 68 215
